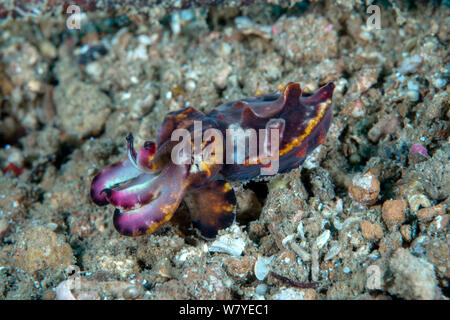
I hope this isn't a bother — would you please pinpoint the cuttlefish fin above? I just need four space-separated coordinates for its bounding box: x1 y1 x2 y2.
184 180 236 239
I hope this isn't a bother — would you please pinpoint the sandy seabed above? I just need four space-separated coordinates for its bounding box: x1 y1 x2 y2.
0 0 448 300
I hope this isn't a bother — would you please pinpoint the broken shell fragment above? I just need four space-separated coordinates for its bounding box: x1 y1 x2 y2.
254 256 274 281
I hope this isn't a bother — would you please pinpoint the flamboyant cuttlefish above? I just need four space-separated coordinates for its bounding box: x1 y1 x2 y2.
91 82 335 238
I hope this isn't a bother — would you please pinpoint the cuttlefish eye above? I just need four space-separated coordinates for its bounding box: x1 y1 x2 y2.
144 141 156 152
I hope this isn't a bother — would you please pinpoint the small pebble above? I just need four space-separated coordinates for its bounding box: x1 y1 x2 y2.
431 214 449 232
122 285 142 300
408 193 431 214
170 12 181 35
46 222 58 231
213 64 232 89
417 204 444 222
324 245 341 261
348 172 380 206
360 221 384 240
407 80 419 91
382 199 407 228
389 248 439 299
209 226 246 256
255 284 267 295
397 54 422 74
0 218 9 237
185 79 196 92
400 225 412 242
39 40 57 58
409 144 429 158
431 78 447 89
404 90 420 102
216 43 232 57
180 9 194 21
316 230 330 249
410 235 429 255
137 34 154 46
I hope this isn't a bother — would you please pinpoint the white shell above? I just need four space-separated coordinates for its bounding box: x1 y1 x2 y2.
208 226 246 256
316 230 331 249
254 256 273 281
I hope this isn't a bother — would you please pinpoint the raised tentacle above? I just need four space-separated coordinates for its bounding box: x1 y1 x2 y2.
137 141 156 169
126 133 160 173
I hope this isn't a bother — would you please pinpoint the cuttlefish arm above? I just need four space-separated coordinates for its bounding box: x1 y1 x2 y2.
101 172 158 211
184 180 236 239
90 159 142 206
113 163 189 236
